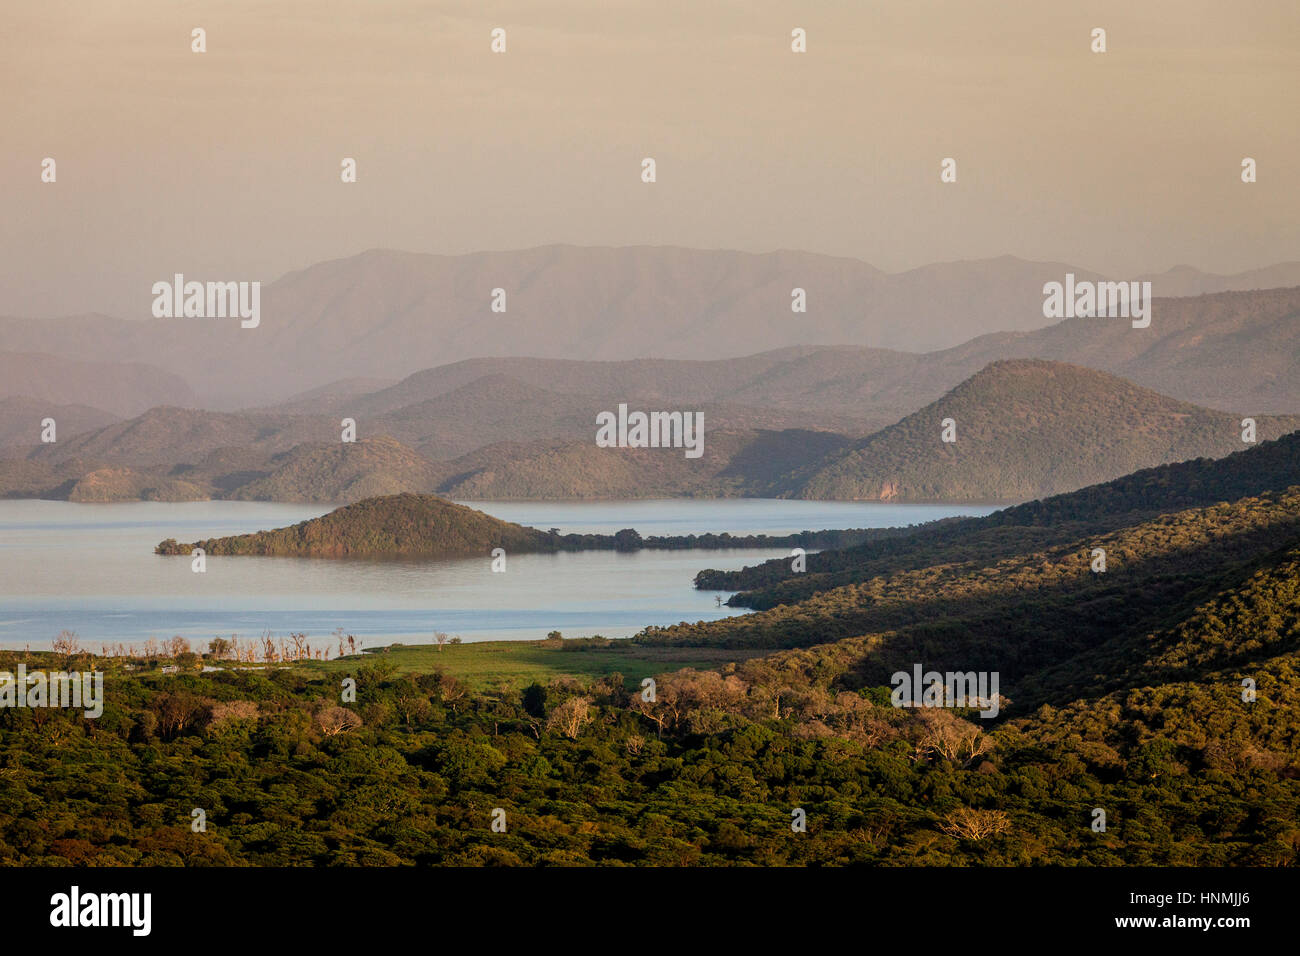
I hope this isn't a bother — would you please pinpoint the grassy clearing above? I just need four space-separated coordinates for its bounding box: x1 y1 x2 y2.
301 638 764 691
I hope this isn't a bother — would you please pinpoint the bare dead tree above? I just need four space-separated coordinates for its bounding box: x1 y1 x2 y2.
547 696 594 739
912 710 995 766
52 630 80 658
939 807 1011 841
316 706 363 737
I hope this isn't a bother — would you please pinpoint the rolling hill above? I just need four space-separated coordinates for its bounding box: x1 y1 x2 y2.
27 406 339 469
0 397 119 452
5 271 1300 505
0 351 197 416
63 467 207 503
438 429 853 499
0 457 111 500
939 285 1300 414
791 359 1300 501
228 437 446 503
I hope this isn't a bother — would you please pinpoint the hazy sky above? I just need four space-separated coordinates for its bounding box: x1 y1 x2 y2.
3 0 1297 317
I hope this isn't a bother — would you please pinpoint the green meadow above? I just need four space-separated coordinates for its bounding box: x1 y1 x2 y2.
303 636 764 691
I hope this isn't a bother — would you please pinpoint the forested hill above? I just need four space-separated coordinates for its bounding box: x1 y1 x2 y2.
698 427 1300 598
658 428 1300 716
791 359 1300 502
644 482 1300 721
154 492 897 558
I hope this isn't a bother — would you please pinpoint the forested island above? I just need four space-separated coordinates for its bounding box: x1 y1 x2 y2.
155 491 920 558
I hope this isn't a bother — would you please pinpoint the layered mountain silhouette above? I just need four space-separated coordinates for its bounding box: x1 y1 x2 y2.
256 284 1300 419
2 247 1299 504
4 246 1299 408
15 357 1293 505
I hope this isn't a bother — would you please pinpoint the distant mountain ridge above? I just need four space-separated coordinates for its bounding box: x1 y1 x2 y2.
0 351 195 416
254 284 1300 420
6 359 1297 503
0 397 119 452
2 260 1298 503
4 246 1300 408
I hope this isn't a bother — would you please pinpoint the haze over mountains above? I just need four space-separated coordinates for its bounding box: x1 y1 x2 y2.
0 352 195 417
4 357 1296 505
262 281 1300 422
4 246 1300 409
3 246 1299 505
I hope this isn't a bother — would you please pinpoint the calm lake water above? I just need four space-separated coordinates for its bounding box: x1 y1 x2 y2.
0 499 1001 649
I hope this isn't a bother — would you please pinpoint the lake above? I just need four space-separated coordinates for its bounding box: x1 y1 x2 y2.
0 498 1002 650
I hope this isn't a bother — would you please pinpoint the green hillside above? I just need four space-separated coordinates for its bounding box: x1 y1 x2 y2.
698 426 1300 600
